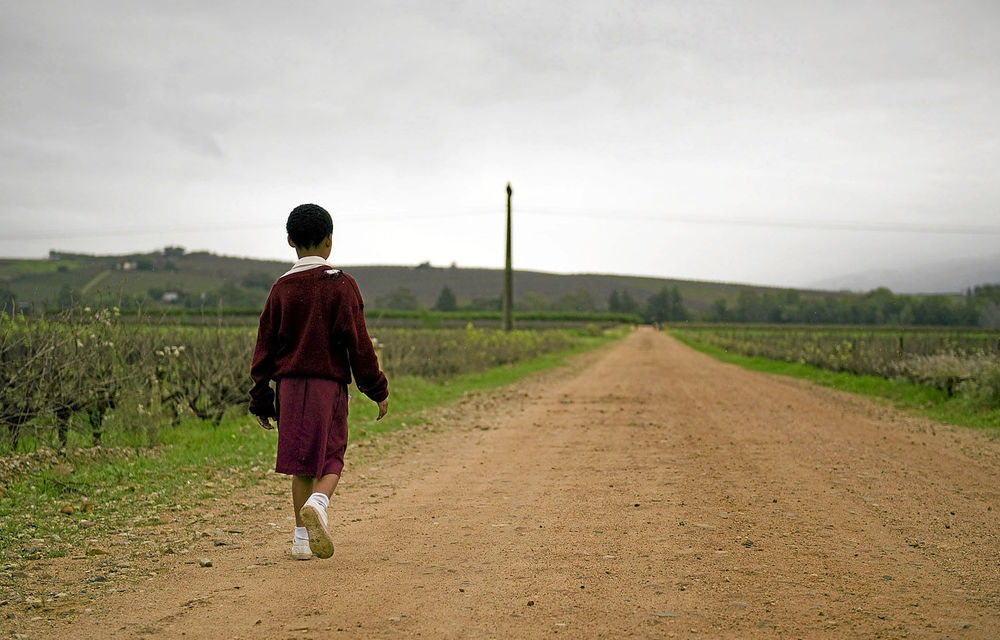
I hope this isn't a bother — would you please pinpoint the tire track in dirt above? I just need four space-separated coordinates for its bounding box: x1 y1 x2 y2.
10 327 1000 639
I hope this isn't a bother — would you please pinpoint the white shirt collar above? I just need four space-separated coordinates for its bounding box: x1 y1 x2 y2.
280 256 338 279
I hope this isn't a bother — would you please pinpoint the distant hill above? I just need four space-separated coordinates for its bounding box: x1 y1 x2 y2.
809 254 1000 294
0 249 841 313
345 264 842 313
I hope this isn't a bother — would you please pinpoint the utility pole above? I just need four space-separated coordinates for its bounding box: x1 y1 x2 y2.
503 182 513 331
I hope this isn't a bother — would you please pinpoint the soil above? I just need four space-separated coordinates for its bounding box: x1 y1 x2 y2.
3 327 999 639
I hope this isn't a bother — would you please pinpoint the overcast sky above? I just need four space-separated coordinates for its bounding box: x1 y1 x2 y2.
1 1 998 289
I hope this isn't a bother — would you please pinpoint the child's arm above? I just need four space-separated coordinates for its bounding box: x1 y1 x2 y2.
336 278 389 409
249 297 279 426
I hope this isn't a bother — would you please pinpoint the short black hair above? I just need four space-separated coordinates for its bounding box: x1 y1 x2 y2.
286 204 333 248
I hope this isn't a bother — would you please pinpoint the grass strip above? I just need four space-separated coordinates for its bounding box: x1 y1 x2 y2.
0 330 622 568
671 331 1000 437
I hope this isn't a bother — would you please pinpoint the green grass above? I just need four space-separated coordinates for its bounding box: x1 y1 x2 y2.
0 421 278 566
671 331 1000 436
0 258 82 278
0 329 623 567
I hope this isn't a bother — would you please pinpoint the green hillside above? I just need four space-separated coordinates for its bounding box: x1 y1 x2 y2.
4 249 992 327
346 265 841 313
0 249 834 314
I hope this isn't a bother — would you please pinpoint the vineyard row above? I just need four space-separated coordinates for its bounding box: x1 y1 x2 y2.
0 309 579 453
670 325 1000 409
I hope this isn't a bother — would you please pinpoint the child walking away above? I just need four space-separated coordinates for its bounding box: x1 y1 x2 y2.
249 203 389 560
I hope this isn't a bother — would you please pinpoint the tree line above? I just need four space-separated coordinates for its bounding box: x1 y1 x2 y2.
376 284 690 324
374 283 1000 328
5 268 999 328
706 285 1000 328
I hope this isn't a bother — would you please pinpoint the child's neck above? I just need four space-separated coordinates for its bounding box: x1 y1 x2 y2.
296 249 329 259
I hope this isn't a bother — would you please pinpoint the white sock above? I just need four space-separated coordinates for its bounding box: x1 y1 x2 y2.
293 526 308 541
307 492 329 511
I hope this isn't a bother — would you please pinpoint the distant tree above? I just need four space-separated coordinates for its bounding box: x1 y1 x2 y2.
972 284 1000 304
619 289 641 315
645 285 688 323
706 298 729 322
898 302 915 326
911 295 960 326
645 289 667 323
433 286 457 311
734 290 768 323
608 289 622 312
967 284 1000 328
377 287 420 311
163 246 186 257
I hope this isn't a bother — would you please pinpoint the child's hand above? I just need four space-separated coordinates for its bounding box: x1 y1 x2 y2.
256 415 275 430
376 399 389 421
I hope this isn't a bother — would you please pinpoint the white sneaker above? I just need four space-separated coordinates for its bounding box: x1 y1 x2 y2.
300 501 334 559
291 537 312 560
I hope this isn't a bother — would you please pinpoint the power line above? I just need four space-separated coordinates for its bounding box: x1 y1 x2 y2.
2 207 998 242
519 208 1000 236
0 211 494 242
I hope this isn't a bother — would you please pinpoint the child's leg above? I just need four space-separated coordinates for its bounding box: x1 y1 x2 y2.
292 473 341 526
292 475 314 527
298 473 340 559
312 473 340 498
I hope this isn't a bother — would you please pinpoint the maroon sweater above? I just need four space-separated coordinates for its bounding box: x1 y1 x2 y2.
248 267 388 418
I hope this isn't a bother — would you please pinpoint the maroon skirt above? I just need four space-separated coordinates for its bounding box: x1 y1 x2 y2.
275 377 349 478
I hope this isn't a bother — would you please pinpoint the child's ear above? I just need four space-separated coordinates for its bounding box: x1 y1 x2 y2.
323 234 333 248
287 237 296 248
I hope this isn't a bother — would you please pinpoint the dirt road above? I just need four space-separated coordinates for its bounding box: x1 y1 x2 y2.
10 328 1000 638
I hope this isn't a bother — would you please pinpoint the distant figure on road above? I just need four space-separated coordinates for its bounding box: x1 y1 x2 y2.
249 203 389 560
